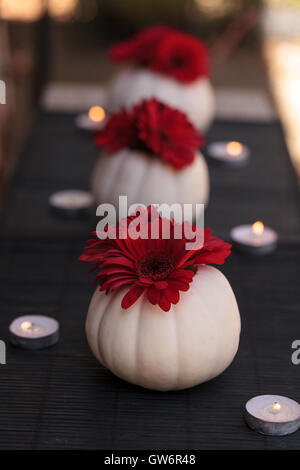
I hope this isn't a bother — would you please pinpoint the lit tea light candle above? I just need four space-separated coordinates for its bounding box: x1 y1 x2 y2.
49 189 94 219
75 105 106 131
245 395 300 436
230 221 278 255
206 140 250 168
9 315 59 350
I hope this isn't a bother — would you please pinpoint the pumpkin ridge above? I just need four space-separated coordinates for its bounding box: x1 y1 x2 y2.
97 291 118 368
170 162 178 205
136 153 160 206
93 152 119 202
110 150 130 203
193 267 231 381
110 291 128 375
172 304 181 389
128 152 150 205
133 293 145 384
100 153 120 200
197 270 222 380
86 290 105 363
183 265 214 382
211 270 231 378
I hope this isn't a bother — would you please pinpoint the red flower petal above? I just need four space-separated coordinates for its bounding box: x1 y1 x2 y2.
164 287 180 304
159 295 171 312
147 285 161 306
121 284 145 309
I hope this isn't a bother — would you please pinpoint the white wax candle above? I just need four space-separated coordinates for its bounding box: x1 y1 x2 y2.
9 315 59 349
207 141 250 167
245 395 300 436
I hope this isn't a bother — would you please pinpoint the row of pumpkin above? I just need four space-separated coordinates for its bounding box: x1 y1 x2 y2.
82 26 241 392
91 25 214 219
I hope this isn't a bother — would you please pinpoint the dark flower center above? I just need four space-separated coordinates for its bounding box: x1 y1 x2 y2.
137 252 174 281
160 131 169 142
171 54 186 68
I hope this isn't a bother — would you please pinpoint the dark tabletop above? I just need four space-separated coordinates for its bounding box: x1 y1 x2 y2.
0 113 299 450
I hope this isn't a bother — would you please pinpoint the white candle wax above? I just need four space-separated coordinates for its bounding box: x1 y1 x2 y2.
9 315 59 350
49 190 94 219
75 106 106 131
230 222 278 255
245 395 300 436
207 141 250 167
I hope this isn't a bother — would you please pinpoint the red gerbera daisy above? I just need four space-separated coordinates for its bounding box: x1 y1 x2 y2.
94 99 203 170
79 206 231 312
135 99 204 169
109 25 210 83
109 25 170 63
150 32 210 83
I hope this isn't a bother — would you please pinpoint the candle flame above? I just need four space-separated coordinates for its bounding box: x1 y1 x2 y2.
252 221 264 235
21 320 33 330
226 141 243 157
273 402 281 411
88 106 105 123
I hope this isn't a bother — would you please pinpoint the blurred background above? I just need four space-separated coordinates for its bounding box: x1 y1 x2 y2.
1 0 300 200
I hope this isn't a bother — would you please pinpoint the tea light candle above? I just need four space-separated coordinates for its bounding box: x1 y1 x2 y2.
207 141 250 168
230 221 278 255
245 395 300 436
75 106 106 131
9 315 59 350
49 190 94 219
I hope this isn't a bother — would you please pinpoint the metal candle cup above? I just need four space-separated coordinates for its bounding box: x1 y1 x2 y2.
245 395 300 436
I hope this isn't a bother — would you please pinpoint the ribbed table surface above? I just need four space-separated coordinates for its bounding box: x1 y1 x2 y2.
0 113 299 449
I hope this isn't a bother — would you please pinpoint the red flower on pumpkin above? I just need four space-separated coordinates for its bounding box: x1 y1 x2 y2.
109 25 170 63
94 99 203 170
150 32 210 83
79 206 231 312
136 99 204 169
109 25 210 83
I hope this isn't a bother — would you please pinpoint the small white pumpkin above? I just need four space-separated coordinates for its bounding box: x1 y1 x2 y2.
86 265 241 391
107 67 215 133
91 149 209 222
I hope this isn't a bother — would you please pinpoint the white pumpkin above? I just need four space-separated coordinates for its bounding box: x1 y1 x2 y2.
91 149 209 222
86 265 241 391
107 67 215 133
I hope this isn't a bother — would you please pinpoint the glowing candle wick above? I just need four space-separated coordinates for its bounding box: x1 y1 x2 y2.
88 106 105 123
226 141 243 157
273 402 281 411
252 221 264 236
20 320 43 335
21 320 33 331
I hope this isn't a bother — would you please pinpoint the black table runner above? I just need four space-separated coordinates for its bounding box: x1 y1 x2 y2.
0 113 299 449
